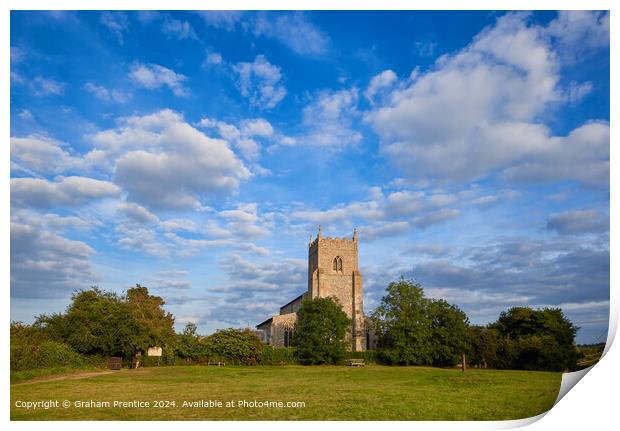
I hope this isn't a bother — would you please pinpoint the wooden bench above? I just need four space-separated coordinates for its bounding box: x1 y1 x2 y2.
208 361 226 367
345 358 365 367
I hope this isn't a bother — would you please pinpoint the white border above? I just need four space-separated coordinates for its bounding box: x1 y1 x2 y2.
3 1 617 430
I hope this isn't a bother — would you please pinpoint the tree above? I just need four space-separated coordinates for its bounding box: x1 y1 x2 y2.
176 322 204 361
125 284 176 354
427 299 470 367
292 297 351 365
372 278 433 365
467 325 501 368
489 307 579 371
35 285 176 359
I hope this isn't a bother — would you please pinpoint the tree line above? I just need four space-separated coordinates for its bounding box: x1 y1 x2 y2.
11 279 580 373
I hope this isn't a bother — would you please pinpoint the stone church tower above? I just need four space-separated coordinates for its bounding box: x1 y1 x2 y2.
308 227 365 351
256 227 366 351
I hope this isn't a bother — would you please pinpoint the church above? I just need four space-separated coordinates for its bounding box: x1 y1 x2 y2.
256 227 369 351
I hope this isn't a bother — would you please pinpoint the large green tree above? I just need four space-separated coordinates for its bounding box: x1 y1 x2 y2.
427 299 470 366
292 297 351 365
372 279 432 365
490 307 579 371
372 278 469 366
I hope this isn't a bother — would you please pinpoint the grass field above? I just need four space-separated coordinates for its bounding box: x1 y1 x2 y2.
11 365 562 420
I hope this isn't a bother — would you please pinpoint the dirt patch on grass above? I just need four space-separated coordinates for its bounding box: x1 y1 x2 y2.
12 370 118 386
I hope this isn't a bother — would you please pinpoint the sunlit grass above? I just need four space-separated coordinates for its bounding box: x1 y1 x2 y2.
10 365 561 420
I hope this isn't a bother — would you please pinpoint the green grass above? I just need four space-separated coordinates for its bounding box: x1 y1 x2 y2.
11 365 102 384
10 365 561 420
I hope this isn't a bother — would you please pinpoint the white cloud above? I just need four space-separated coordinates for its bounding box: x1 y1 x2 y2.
162 17 198 40
361 221 410 241
100 11 129 44
11 176 121 209
545 11 609 63
299 88 362 147
116 223 168 258
17 109 33 121
11 135 83 174
159 218 199 233
117 201 159 224
129 63 188 97
31 76 64 96
233 55 286 109
291 186 466 232
91 109 251 209
365 69 397 102
219 203 268 238
84 82 132 103
203 52 223 66
366 12 609 185
252 12 328 55
11 221 96 298
197 11 244 31
565 81 593 104
197 117 276 161
240 118 274 137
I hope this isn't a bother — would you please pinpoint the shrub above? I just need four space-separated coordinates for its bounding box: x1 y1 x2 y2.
11 339 86 371
204 328 264 365
260 346 299 365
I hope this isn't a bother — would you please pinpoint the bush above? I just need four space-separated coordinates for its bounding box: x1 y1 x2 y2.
204 328 264 365
11 339 86 371
259 346 299 365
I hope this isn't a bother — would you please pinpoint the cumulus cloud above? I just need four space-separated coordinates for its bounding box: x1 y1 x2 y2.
298 88 362 147
545 11 609 63
292 187 463 231
91 109 251 209
11 135 83 174
11 221 96 298
233 55 286 109
219 203 268 238
117 201 159 224
365 69 397 102
252 12 329 55
365 12 609 185
11 176 120 209
129 63 188 97
197 117 276 161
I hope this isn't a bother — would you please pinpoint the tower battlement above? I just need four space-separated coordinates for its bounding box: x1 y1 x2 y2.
308 227 358 249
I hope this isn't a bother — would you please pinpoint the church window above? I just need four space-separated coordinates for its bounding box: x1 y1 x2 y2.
333 256 343 273
284 328 294 347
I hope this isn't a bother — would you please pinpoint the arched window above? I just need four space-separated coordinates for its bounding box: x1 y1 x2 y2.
333 256 343 273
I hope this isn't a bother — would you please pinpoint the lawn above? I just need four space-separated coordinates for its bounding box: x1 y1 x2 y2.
10 365 562 420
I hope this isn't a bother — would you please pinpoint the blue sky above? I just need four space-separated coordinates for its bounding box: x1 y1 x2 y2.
10 11 610 343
